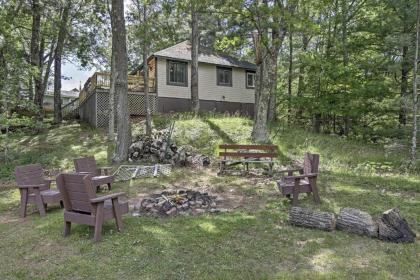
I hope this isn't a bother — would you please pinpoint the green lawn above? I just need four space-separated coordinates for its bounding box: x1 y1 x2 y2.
0 115 418 279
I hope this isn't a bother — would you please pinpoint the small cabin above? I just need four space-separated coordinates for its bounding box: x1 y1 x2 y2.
75 40 256 128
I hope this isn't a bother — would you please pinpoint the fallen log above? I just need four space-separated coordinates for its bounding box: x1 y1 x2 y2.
378 208 416 243
289 207 336 231
336 208 378 238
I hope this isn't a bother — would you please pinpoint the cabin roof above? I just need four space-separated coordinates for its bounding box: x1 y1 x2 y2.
153 40 256 70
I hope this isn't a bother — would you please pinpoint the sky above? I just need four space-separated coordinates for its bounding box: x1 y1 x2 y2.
61 0 132 91
61 63 95 91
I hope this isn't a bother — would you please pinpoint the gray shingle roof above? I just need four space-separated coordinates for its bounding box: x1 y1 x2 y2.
153 40 256 70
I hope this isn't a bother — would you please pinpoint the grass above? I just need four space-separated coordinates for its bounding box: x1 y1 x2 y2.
0 115 419 279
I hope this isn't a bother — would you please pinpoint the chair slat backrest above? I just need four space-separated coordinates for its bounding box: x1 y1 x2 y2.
74 156 99 176
15 164 49 192
56 173 96 213
303 153 320 174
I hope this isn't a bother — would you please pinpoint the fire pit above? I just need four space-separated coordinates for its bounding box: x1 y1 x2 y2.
134 190 225 217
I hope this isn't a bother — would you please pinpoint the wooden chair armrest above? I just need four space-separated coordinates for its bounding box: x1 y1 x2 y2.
283 173 318 180
78 171 94 175
90 192 125 203
17 184 45 189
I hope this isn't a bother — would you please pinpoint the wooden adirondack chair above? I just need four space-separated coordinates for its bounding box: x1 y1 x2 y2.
15 164 62 218
56 173 129 242
74 156 114 191
277 153 321 206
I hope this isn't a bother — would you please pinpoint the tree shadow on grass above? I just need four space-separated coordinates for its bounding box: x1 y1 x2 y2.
203 118 235 144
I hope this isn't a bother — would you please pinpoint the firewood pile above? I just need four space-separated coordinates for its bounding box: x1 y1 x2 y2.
289 207 416 243
133 190 227 217
128 129 211 168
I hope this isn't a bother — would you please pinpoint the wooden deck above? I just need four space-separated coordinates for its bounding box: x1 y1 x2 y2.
79 72 156 105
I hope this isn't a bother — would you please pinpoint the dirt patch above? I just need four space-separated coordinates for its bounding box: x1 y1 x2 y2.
127 167 279 215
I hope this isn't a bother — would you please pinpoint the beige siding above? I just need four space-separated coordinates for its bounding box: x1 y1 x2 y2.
157 57 255 104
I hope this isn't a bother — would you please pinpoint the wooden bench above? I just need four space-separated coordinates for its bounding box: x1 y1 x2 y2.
218 144 278 175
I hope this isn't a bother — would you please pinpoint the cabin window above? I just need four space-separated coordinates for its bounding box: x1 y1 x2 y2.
246 71 256 88
217 67 232 86
167 60 188 87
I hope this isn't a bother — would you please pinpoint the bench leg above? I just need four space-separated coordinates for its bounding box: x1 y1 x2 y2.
292 178 300 206
107 183 112 191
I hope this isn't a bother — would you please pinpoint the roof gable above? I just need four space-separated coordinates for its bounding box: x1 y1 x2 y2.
153 40 256 70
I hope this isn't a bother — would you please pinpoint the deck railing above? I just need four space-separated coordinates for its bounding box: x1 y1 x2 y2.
79 72 156 105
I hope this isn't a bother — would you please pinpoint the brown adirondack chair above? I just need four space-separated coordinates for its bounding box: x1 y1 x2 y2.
74 156 114 191
15 164 62 218
277 153 321 206
56 173 128 242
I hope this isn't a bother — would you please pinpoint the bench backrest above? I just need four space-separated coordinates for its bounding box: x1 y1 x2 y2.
219 144 278 159
15 164 49 193
303 153 320 174
56 173 96 214
74 156 100 176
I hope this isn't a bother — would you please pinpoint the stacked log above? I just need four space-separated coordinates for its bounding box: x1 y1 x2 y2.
129 129 210 167
289 207 336 231
336 208 378 237
288 207 415 243
378 208 416 243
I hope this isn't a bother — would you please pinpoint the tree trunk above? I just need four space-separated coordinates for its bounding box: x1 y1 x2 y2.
41 39 56 101
336 208 378 237
30 0 43 118
108 28 116 140
313 114 321 133
267 50 279 122
190 5 199 114
252 47 271 143
400 45 408 126
253 30 285 141
296 34 309 123
411 0 420 165
289 207 336 231
143 3 152 136
111 0 131 164
400 3 411 127
287 25 293 122
53 2 71 124
252 31 262 122
378 208 416 243
341 0 350 136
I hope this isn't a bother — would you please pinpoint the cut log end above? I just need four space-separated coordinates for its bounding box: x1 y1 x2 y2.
378 208 416 243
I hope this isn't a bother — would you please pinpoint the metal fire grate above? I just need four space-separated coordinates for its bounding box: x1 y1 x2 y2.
114 164 172 182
